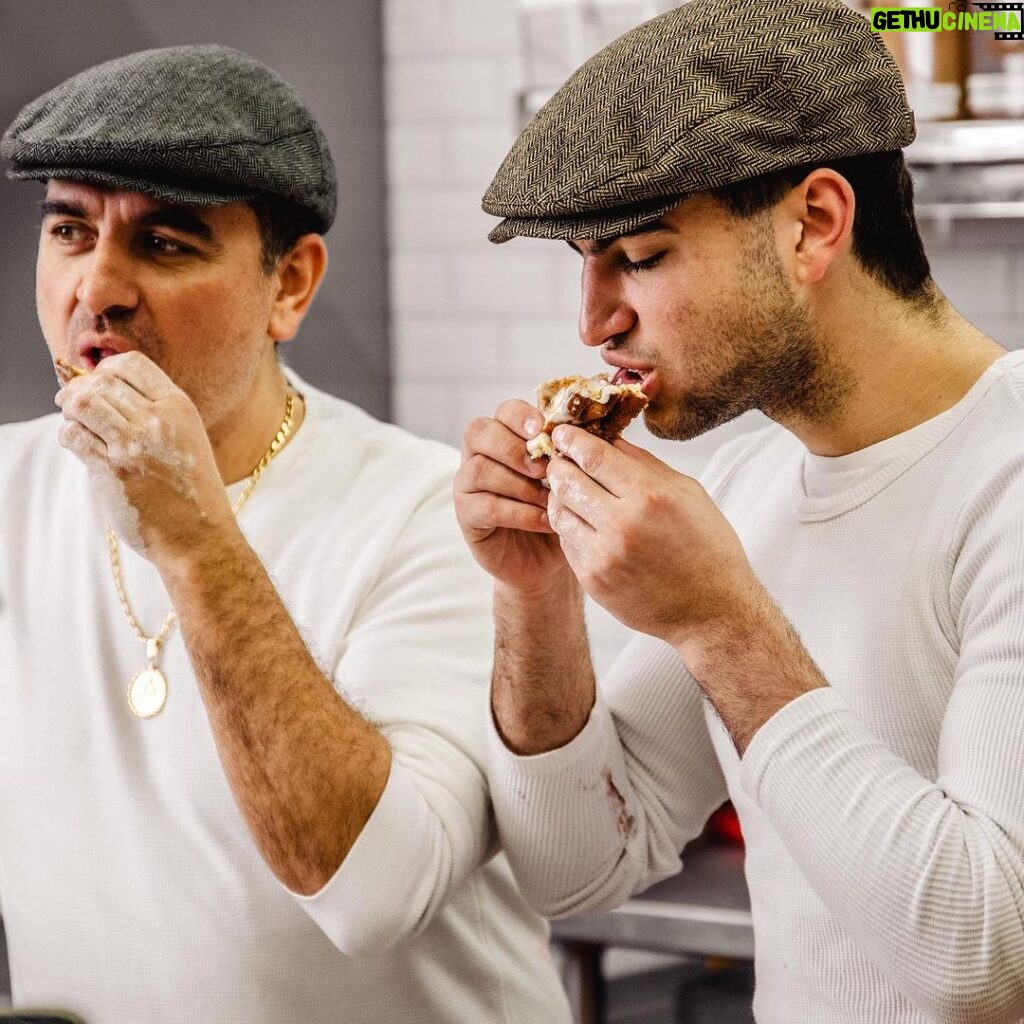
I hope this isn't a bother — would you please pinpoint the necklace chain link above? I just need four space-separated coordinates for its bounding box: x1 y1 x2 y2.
107 391 297 663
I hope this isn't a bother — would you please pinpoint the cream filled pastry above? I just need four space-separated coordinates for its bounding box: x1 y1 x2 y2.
54 357 89 384
527 372 648 459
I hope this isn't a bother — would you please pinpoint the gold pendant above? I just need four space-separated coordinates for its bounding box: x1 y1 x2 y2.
128 638 168 718
128 667 168 718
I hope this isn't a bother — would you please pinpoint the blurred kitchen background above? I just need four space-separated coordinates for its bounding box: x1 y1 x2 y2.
0 1 1022 1021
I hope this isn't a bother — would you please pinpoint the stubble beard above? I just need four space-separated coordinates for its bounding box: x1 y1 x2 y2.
63 307 262 435
65 308 164 368
647 222 850 442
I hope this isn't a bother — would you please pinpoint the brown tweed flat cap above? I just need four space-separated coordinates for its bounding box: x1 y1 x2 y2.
484 0 915 244
1 45 337 233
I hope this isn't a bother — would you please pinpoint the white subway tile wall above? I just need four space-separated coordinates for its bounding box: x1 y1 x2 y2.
385 0 1024 672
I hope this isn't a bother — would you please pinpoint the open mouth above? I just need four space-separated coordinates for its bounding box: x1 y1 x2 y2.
611 366 650 387
84 346 121 369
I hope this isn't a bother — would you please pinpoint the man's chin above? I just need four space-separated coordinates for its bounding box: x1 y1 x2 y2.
642 402 743 442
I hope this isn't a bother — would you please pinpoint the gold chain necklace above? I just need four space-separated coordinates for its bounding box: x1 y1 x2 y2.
108 391 297 719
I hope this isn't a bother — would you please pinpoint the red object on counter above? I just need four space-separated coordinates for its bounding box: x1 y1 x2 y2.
706 802 744 847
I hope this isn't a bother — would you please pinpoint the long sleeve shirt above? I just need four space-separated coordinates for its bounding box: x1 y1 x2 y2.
488 350 1024 1024
0 371 571 1024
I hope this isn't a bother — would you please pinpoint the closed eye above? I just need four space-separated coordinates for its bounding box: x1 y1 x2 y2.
622 252 664 273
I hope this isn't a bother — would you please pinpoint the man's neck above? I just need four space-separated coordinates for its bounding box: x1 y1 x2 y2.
208 364 305 486
779 295 1006 458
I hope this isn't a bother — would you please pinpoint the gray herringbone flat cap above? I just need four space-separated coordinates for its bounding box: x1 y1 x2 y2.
484 0 915 244
1 45 336 232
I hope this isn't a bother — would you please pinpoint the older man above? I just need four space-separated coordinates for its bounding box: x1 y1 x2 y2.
0 45 570 1024
456 0 1024 1021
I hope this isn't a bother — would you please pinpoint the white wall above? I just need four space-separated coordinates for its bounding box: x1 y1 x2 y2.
384 0 763 671
384 0 1024 673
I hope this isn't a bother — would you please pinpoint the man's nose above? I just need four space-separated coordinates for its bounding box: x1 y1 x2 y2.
578 259 635 349
74 239 139 317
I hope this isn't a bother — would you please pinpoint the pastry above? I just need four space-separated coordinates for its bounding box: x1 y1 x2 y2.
54 357 88 384
527 372 648 459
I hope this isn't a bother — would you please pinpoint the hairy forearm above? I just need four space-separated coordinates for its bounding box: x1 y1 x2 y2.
679 581 827 755
491 575 597 755
157 523 392 895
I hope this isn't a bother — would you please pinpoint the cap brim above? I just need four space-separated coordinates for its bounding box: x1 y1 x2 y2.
7 165 255 207
487 195 686 244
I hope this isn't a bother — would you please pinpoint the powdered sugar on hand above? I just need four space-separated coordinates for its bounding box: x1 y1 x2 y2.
95 435 201 554
89 468 145 551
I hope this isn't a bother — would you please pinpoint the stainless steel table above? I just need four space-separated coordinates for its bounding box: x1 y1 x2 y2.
550 840 753 1024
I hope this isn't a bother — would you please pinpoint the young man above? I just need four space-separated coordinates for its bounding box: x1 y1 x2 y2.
455 0 1024 1020
0 45 570 1024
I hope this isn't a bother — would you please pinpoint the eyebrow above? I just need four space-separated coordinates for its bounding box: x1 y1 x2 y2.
39 200 214 243
568 219 678 256
139 209 214 242
40 199 86 220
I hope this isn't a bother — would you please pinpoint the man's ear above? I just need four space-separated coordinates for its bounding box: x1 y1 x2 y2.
785 169 855 287
267 234 329 342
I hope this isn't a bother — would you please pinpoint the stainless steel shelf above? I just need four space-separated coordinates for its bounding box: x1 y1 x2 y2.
907 120 1024 166
550 841 752 1024
909 125 1024 227
917 200 1024 219
550 841 753 959
552 898 755 959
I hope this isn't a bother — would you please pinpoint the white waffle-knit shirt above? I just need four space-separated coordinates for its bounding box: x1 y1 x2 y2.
488 350 1024 1023
0 372 571 1024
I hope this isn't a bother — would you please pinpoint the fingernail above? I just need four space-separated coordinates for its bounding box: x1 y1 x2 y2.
551 426 568 449
525 417 541 438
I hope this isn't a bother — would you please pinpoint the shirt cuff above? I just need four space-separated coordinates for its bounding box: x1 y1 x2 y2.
485 691 618 775
485 692 640 899
288 762 435 957
739 686 850 803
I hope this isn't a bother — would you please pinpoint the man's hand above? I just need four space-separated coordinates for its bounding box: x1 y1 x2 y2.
546 424 757 649
547 424 826 753
54 352 234 558
57 350 393 894
455 400 596 754
454 399 574 599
